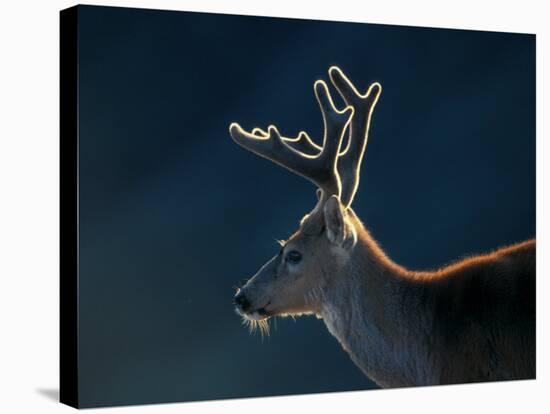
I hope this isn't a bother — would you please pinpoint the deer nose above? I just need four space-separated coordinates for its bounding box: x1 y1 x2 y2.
234 291 251 312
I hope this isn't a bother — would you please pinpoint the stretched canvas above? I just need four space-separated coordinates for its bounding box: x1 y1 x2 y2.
60 4 536 408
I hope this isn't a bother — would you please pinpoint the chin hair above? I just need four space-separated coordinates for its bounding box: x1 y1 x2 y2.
241 315 271 338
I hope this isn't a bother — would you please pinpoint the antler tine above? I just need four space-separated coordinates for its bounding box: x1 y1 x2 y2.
328 66 382 207
253 127 321 156
282 131 321 156
312 80 354 194
251 127 269 137
229 80 353 197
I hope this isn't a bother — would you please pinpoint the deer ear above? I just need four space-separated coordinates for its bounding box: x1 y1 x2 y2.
324 195 346 245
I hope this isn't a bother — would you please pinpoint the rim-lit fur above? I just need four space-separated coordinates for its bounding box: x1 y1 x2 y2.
238 199 535 386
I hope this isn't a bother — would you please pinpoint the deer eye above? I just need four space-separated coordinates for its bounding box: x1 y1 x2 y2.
286 250 302 264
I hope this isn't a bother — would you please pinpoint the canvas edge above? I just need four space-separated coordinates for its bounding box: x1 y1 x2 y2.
60 4 80 409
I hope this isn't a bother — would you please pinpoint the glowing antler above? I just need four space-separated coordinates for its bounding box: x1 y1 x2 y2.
328 66 382 207
230 80 353 198
229 67 381 208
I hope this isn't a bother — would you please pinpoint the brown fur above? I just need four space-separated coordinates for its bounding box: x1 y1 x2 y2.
319 211 535 387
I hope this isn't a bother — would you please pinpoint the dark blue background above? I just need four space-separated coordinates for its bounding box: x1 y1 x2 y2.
76 5 535 407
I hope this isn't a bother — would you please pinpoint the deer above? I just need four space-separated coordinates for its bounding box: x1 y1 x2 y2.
229 66 535 388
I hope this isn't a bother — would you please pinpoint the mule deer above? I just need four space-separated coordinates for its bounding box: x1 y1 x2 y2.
230 66 535 387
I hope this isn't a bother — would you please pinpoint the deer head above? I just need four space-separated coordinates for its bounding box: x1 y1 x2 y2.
230 67 381 332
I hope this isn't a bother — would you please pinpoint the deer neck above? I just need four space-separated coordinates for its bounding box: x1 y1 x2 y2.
318 222 434 387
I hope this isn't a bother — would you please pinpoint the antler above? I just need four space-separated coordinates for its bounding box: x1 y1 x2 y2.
229 67 381 208
328 67 382 207
230 80 353 198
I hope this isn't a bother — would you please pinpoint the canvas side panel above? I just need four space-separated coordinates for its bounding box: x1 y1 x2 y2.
60 5 79 409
